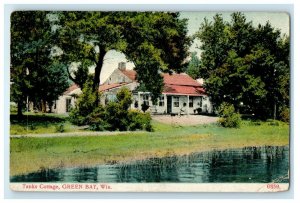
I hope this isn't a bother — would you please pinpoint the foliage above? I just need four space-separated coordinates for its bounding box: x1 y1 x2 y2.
104 88 132 131
218 102 241 128
69 79 98 126
10 11 69 116
57 11 191 101
186 52 201 79
29 60 70 112
10 113 72 135
104 87 153 131
128 110 153 131
55 123 65 133
195 12 290 120
86 106 110 131
279 107 290 123
10 103 18 113
69 84 152 132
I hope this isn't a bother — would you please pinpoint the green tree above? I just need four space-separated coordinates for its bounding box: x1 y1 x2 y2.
11 11 51 117
10 11 70 115
195 12 289 119
186 52 201 79
29 61 70 112
69 78 102 126
57 12 191 102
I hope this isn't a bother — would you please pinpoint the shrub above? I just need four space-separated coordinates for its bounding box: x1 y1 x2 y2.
86 106 110 131
69 79 99 126
268 120 280 126
55 123 65 133
279 107 290 123
69 84 152 132
10 103 18 114
128 110 153 131
217 102 241 128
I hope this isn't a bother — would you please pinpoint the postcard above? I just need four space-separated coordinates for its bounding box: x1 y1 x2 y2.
9 10 290 192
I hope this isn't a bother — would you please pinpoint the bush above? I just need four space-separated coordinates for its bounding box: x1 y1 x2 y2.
86 106 110 131
268 120 280 126
69 79 99 126
10 103 18 113
279 107 289 123
128 110 153 131
55 123 65 133
217 102 241 128
69 84 152 132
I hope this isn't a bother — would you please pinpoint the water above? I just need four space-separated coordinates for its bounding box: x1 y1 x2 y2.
10 146 289 183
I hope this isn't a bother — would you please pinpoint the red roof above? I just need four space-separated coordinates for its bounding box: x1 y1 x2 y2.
120 70 137 81
163 73 201 87
64 83 80 94
163 84 205 96
99 83 129 92
64 71 205 96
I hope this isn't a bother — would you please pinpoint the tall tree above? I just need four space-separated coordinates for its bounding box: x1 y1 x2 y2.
11 11 51 117
186 52 201 79
195 12 289 119
57 12 191 102
11 11 70 115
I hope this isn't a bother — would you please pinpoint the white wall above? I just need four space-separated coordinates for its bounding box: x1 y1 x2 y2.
103 69 133 84
53 88 81 114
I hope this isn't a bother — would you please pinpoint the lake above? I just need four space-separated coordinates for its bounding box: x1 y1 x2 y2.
10 145 289 183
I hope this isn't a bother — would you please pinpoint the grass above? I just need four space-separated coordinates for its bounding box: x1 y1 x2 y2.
10 113 89 134
10 119 289 176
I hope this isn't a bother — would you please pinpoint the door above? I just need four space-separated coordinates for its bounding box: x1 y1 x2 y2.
167 96 172 113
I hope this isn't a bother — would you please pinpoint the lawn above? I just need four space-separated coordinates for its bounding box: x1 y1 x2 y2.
10 118 289 176
10 113 89 134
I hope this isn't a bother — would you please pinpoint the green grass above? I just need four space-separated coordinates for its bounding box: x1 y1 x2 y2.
10 119 289 176
10 113 88 134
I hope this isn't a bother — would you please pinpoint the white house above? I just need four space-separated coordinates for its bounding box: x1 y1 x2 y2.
53 63 213 115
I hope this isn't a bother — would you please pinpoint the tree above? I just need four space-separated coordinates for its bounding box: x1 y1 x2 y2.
10 11 70 116
195 12 289 119
186 52 201 79
29 61 70 112
57 12 191 102
11 11 51 117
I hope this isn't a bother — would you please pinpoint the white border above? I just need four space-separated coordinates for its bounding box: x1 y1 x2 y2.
1 1 298 201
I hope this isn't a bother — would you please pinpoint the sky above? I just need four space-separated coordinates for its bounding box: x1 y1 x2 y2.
99 12 290 83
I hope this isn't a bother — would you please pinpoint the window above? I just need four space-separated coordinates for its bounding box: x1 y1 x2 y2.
199 97 203 107
66 98 72 112
189 97 194 108
143 94 150 106
107 94 117 102
173 96 179 107
158 95 164 107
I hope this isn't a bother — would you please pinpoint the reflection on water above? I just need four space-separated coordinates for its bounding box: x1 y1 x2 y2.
11 146 289 183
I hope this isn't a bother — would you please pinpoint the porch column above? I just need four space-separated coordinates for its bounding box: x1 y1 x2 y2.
187 95 189 115
138 92 141 110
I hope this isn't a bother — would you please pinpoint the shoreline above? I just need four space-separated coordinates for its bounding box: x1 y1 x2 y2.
10 120 289 176
10 142 289 177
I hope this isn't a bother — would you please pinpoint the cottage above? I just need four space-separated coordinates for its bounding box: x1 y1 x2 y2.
53 63 213 115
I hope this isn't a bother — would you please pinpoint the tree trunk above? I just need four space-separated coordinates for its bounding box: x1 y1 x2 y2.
41 100 47 113
48 101 53 113
93 46 107 105
93 46 106 91
273 102 277 120
17 100 23 120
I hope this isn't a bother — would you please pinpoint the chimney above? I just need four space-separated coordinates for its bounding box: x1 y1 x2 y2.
118 62 126 71
196 78 204 86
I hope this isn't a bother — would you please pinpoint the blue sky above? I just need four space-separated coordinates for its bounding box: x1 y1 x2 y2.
100 12 290 83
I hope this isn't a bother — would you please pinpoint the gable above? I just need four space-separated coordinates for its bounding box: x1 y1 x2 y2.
104 69 136 84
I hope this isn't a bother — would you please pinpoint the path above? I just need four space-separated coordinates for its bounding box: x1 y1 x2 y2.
152 114 218 126
10 131 146 138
